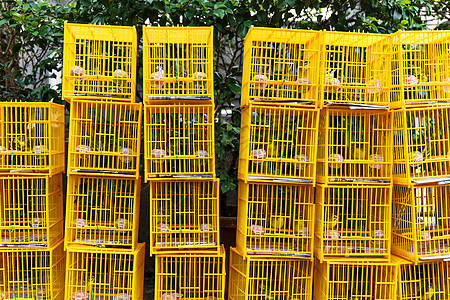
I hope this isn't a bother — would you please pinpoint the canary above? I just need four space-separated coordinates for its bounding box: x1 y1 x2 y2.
267 142 277 158
421 285 435 300
258 284 273 300
417 217 426 231
352 146 366 160
270 216 285 230
294 219 306 236
326 215 339 230
13 135 29 151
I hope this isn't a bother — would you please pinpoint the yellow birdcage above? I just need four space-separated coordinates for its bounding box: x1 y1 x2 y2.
391 30 450 109
314 258 398 300
236 181 314 258
238 103 319 184
241 26 321 108
320 31 392 108
317 108 393 184
65 244 145 300
228 247 313 300
65 175 140 250
154 245 226 300
315 184 391 262
67 100 142 178
393 106 450 186
393 184 450 263
394 255 448 300
0 102 65 175
144 102 215 181
62 22 137 102
149 178 220 255
0 240 65 300
143 26 214 103
0 174 63 248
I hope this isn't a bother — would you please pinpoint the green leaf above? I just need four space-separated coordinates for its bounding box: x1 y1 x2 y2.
0 19 9 26
214 9 225 18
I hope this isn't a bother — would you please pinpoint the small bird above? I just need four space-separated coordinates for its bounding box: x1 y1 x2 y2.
352 146 366 160
294 218 306 236
258 284 273 300
417 217 426 232
253 74 269 91
326 215 339 230
270 216 285 230
150 67 164 89
12 135 29 151
267 142 277 158
421 285 435 300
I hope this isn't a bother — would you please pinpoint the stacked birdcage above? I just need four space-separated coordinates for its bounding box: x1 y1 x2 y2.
142 26 225 300
391 31 450 266
0 101 66 300
229 26 321 299
62 22 145 300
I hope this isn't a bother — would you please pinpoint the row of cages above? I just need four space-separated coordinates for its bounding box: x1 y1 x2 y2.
62 23 450 108
2 101 448 184
3 243 450 300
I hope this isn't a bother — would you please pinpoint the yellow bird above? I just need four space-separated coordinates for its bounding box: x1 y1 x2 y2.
13 136 28 151
258 284 274 300
267 141 277 158
352 146 366 160
417 217 426 231
326 215 339 230
422 286 435 300
270 216 285 230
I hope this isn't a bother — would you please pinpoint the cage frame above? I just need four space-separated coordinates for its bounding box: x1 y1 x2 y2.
313 258 398 300
65 174 141 250
393 184 450 263
0 101 65 176
238 103 319 184
148 177 220 255
62 22 137 103
144 101 216 181
228 247 314 300
142 26 214 103
154 245 226 300
67 99 142 178
0 239 65 300
314 183 392 262
391 30 450 110
317 107 393 185
236 180 315 259
241 26 321 108
393 106 450 186
319 31 393 109
0 173 63 249
65 243 145 300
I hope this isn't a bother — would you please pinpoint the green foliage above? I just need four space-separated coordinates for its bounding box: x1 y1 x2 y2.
1 0 446 208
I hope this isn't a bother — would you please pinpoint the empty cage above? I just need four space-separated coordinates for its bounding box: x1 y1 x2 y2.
393 184 450 262
65 244 145 300
62 23 137 102
229 247 313 300
391 31 450 109
67 100 142 177
238 103 319 183
394 255 448 300
317 108 393 184
0 240 65 300
144 103 215 180
241 26 321 107
0 102 65 175
314 259 397 300
149 178 220 255
65 175 140 249
315 184 391 261
236 181 314 258
0 174 63 248
155 246 226 300
393 106 450 186
320 31 392 108
143 27 214 102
